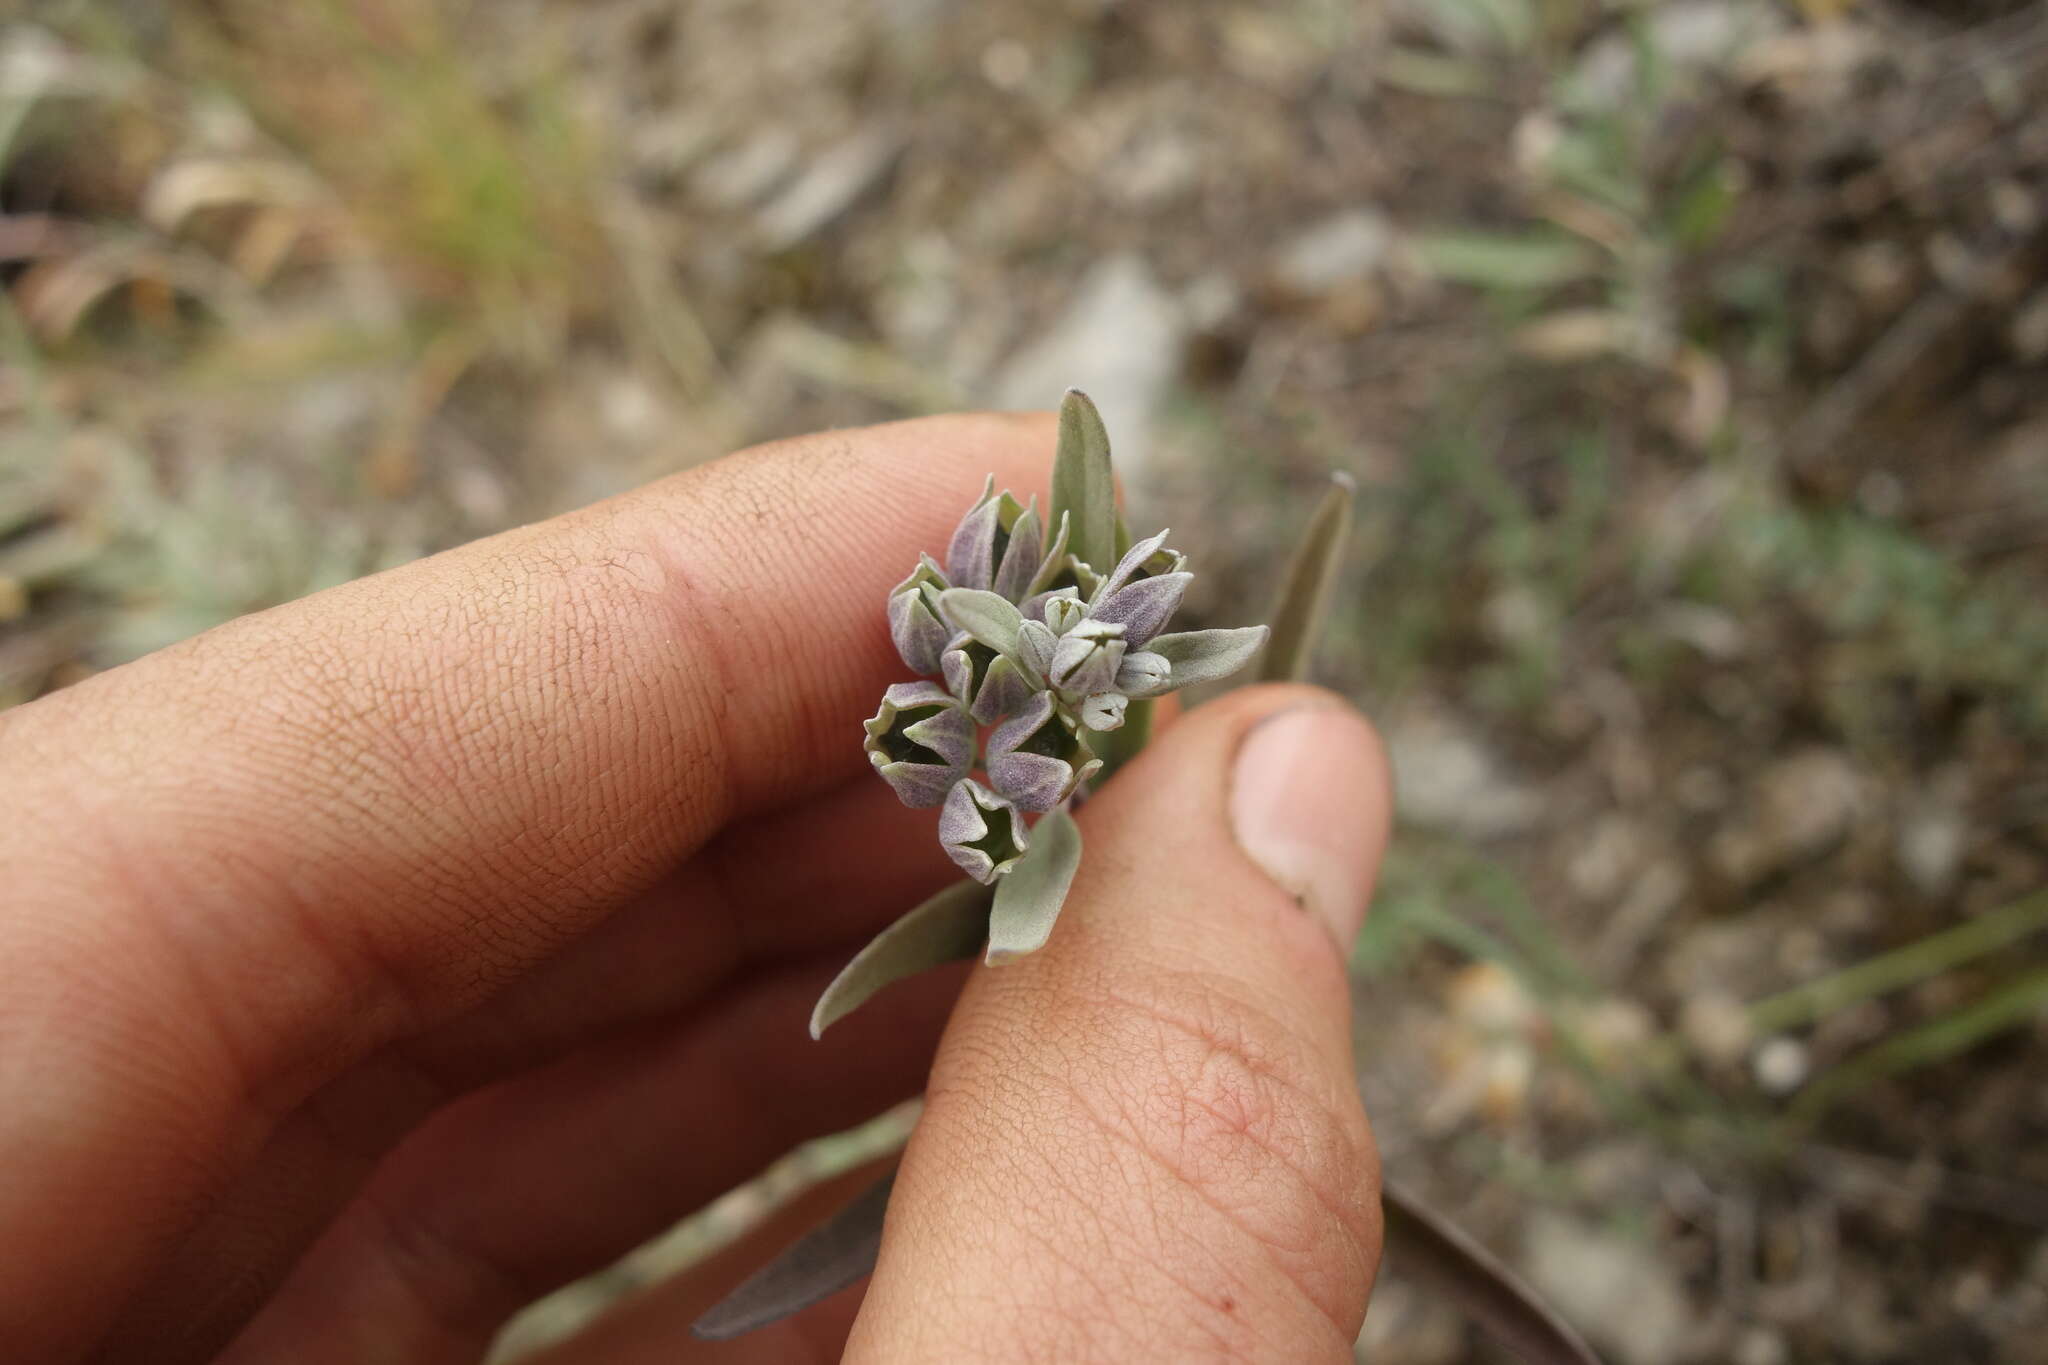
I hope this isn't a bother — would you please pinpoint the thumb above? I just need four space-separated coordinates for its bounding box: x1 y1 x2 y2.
849 685 1393 1363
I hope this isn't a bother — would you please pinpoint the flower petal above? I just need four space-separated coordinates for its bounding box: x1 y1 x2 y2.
944 477 1000 589
991 500 1044 603
1079 692 1128 731
888 587 951 676
970 652 1037 724
940 779 1029 883
1096 527 1179 600
1091 570 1190 646
1115 650 1171 697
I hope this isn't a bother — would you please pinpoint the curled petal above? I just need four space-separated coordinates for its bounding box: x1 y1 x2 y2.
946 481 1037 596
940 779 1029 883
863 682 972 808
1095 527 1183 600
1091 571 1191 646
1079 692 1128 731
970 652 1038 724
1116 650 1170 698
888 587 951 676
1048 619 1126 699
944 477 1000 589
987 692 1100 812
992 501 1044 602
1023 509 1072 598
940 634 978 702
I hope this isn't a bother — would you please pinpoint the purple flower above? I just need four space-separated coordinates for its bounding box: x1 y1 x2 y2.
862 682 973 808
940 778 1030 883
986 691 1103 812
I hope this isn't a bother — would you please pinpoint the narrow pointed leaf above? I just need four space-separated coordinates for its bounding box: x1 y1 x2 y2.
938 588 1023 658
985 806 1082 964
1258 472 1354 682
810 878 993 1038
1149 625 1270 690
691 1170 897 1341
1051 389 1117 574
1382 1182 1604 1365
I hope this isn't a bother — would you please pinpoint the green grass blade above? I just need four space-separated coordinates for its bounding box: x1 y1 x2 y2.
1382 1182 1603 1365
810 878 992 1038
1748 889 2048 1037
1258 473 1355 682
1051 389 1117 574
1790 967 2048 1125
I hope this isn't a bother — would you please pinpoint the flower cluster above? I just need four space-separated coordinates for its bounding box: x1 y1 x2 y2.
865 478 1267 884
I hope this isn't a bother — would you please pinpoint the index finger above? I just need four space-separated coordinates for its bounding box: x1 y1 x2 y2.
0 411 1049 1360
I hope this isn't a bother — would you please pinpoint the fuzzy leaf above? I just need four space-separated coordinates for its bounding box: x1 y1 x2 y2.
938 588 1023 658
1258 473 1354 682
691 1170 897 1341
1149 625 1271 690
985 805 1082 964
1382 1182 1604 1365
1050 389 1117 574
810 878 993 1038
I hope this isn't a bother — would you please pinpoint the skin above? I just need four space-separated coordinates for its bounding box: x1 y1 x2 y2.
0 412 1391 1363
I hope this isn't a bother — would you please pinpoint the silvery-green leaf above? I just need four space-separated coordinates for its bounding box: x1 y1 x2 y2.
809 878 993 1038
691 1170 897 1340
1115 650 1170 697
969 651 1037 724
1051 389 1117 575
1092 571 1191 646
940 778 1028 883
1258 472 1354 682
1147 626 1270 691
938 588 1023 658
986 805 1082 964
992 500 1044 603
1079 691 1128 731
1382 1182 1604 1365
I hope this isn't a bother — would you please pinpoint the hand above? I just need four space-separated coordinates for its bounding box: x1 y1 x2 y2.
0 414 1392 1363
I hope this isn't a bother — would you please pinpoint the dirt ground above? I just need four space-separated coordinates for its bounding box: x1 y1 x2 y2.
5 1 2047 1361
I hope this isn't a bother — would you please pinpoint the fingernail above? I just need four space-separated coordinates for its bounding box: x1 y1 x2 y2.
1229 705 1383 947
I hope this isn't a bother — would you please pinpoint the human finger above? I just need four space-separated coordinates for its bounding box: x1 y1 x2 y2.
850 685 1392 1363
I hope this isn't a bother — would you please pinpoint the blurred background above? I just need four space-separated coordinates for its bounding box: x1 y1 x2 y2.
4 1 2047 1360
